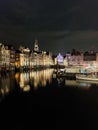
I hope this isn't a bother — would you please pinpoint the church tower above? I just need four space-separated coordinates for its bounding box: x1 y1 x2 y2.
34 39 39 52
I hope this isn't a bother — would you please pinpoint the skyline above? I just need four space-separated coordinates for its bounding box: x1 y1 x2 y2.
0 0 98 54
0 39 97 56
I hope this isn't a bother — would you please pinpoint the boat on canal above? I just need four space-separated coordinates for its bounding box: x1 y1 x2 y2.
76 73 98 82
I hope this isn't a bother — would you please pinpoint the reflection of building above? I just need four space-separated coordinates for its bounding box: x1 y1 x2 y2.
57 77 65 86
30 69 53 89
15 69 54 90
65 80 91 90
19 72 30 92
0 72 15 97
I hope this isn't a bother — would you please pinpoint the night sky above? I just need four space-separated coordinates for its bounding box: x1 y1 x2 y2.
0 0 98 55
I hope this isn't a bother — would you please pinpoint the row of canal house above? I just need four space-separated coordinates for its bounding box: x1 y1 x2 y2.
55 49 98 72
0 40 54 71
65 50 98 73
0 43 15 71
1 40 98 72
66 50 98 67
15 39 54 70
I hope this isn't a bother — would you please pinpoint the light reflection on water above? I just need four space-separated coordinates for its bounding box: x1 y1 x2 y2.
65 79 91 90
1 70 98 129
15 69 54 91
0 69 98 101
30 69 54 89
0 72 15 101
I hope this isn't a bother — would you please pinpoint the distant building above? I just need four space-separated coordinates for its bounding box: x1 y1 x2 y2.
15 50 21 69
30 39 54 68
15 46 31 70
9 45 15 70
66 49 98 72
34 39 39 52
54 53 64 67
83 51 96 61
19 46 30 69
15 40 54 70
56 53 64 65
0 43 15 71
66 51 83 66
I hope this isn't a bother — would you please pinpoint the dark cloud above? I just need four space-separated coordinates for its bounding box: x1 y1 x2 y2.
0 0 98 54
0 0 97 30
34 30 98 54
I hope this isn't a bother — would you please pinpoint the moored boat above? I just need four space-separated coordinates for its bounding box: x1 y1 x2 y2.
76 73 98 81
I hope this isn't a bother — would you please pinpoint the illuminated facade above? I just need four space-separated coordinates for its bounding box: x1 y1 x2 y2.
54 53 64 66
30 39 54 68
0 40 54 70
66 50 98 72
0 44 10 70
54 53 68 67
15 46 30 70
19 46 30 69
0 43 15 71
4 41 98 72
66 52 83 66
15 40 54 69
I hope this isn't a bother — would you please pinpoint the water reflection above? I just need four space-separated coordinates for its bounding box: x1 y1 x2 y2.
65 79 91 90
30 69 53 89
15 69 54 91
57 77 65 86
15 68 98 91
0 68 97 100
15 72 30 92
54 75 92 90
0 72 15 101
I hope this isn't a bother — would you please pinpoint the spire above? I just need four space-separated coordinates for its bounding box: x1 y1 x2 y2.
34 39 39 52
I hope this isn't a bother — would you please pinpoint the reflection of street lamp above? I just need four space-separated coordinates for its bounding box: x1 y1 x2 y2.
15 61 20 68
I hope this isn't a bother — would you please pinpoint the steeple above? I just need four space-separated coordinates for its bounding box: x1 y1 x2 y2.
34 39 39 52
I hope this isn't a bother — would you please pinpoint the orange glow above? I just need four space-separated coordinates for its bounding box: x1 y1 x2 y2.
15 69 54 91
30 69 54 89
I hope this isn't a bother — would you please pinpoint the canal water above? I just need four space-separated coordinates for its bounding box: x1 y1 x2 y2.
0 69 98 129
